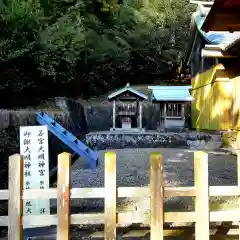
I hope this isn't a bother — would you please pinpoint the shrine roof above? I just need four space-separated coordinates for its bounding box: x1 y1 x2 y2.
194 11 240 46
108 84 148 101
183 2 240 68
148 86 194 102
202 0 240 32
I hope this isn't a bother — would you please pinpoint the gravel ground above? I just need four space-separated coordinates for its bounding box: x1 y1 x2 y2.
65 148 238 212
72 148 237 187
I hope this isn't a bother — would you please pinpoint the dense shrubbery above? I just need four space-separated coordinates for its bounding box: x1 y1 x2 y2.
0 0 195 103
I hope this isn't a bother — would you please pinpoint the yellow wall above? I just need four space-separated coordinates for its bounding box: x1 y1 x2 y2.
191 64 240 131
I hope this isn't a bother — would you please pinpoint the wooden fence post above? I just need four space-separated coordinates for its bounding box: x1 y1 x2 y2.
104 152 116 240
8 154 23 240
150 152 164 240
57 152 71 240
237 152 240 239
194 151 209 240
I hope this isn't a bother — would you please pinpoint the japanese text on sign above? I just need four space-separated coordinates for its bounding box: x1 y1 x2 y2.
20 126 50 221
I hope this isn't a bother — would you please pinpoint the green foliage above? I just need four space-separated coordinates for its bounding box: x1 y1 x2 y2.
0 0 194 101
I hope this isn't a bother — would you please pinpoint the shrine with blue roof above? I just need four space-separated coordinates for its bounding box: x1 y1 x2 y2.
107 84 194 131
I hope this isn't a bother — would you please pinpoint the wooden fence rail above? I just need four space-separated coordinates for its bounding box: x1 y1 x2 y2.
1 151 240 239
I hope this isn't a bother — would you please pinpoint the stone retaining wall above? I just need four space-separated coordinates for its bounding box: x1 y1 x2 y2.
83 131 219 150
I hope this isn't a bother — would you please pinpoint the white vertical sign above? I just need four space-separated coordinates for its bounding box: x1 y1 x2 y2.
20 126 50 221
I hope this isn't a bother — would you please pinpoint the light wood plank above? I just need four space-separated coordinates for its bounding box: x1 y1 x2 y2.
23 189 57 199
22 187 105 199
57 153 71 240
0 216 8 226
85 228 240 239
119 186 196 198
118 211 196 224
20 185 240 200
165 187 196 197
22 215 57 226
150 152 164 240
0 210 240 227
71 213 104 225
210 211 240 222
0 190 8 200
122 228 239 238
104 152 116 240
209 186 240 196
118 187 149 198
237 151 240 239
8 154 23 240
119 211 240 224
70 187 104 198
194 151 209 240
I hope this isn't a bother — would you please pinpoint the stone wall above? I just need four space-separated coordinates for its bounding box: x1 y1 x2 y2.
84 131 217 150
0 97 87 132
0 99 188 133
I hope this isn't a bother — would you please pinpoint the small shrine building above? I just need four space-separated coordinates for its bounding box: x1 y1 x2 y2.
108 83 148 131
148 86 193 130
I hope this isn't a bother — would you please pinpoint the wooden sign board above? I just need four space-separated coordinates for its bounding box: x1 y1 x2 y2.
20 126 50 227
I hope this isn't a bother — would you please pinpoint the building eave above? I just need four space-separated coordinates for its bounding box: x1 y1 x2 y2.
202 0 240 32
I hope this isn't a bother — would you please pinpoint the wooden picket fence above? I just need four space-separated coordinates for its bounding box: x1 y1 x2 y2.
2 151 240 239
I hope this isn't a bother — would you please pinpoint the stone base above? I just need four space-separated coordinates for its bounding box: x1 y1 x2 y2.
83 131 218 150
